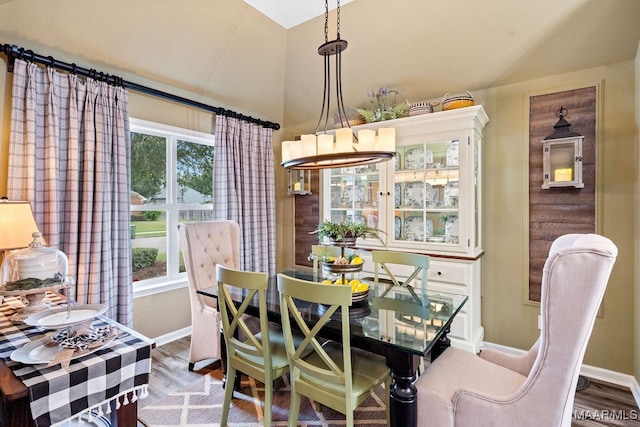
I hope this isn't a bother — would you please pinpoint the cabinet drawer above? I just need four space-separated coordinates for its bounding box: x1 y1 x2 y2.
427 280 468 297
428 262 468 286
449 312 468 340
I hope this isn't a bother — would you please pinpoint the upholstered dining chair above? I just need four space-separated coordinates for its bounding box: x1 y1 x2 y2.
414 233 618 426
217 265 291 427
277 273 391 427
372 250 429 304
178 220 240 371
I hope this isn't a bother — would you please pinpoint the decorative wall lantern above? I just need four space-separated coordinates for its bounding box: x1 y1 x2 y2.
541 106 584 189
288 169 312 195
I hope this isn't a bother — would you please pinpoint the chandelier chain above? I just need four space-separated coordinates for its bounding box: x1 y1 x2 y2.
324 0 341 41
336 0 341 38
324 0 329 43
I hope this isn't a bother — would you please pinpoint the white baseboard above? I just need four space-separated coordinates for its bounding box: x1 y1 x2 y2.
481 341 640 407
152 326 192 347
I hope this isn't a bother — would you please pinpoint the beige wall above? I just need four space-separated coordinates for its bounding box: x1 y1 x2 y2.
133 287 191 339
635 41 640 381
479 62 637 373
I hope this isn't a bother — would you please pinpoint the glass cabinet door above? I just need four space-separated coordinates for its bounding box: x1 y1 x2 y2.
320 106 487 257
393 140 460 246
327 164 381 231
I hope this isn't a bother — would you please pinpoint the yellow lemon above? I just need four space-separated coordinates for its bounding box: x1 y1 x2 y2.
348 279 360 287
326 256 336 262
355 283 369 293
350 256 364 265
321 279 332 284
334 278 347 285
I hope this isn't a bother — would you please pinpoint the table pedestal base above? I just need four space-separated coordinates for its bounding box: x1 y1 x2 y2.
389 370 417 427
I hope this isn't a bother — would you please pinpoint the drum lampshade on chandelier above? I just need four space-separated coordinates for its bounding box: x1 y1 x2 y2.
280 0 396 170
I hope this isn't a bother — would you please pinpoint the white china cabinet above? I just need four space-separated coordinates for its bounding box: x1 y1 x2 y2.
320 105 489 352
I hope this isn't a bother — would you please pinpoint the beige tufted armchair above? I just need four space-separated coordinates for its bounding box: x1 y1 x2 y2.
415 233 618 426
178 220 240 371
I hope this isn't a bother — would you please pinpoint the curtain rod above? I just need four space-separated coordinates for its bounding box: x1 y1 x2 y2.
0 43 280 130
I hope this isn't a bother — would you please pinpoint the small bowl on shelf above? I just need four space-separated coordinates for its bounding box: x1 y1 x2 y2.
408 100 440 116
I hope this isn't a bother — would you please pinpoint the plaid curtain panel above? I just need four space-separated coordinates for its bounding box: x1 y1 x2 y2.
213 115 276 275
7 58 133 326
0 296 152 426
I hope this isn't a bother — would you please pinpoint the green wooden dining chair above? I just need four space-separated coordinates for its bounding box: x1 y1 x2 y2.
372 250 429 304
217 265 290 427
277 273 390 427
310 244 342 271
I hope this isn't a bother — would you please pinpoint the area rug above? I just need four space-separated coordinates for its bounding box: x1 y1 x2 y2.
138 369 388 426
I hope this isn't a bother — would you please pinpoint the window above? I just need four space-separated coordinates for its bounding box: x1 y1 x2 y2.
130 118 215 291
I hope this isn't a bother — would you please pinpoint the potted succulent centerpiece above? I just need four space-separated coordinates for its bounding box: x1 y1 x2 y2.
310 220 383 305
311 220 381 247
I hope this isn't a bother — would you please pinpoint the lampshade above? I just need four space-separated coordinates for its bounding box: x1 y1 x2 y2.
280 0 396 171
0 200 43 251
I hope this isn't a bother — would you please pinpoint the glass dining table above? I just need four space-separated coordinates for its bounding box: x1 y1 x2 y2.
197 267 467 427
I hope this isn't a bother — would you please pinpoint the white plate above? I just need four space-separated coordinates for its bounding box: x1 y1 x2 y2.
404 216 433 241
403 182 424 207
331 185 342 206
446 140 459 167
10 334 115 364
343 184 366 205
404 146 433 170
24 304 108 329
444 181 460 207
404 147 424 170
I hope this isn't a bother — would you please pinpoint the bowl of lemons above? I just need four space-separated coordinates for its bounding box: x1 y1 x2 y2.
321 255 364 275
321 277 370 304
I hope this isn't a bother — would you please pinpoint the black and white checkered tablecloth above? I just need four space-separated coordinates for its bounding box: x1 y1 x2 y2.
0 293 153 426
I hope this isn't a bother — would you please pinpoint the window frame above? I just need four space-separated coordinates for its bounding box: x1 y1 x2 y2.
129 118 215 298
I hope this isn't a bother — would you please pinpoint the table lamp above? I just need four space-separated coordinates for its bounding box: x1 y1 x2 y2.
0 200 66 320
0 200 44 261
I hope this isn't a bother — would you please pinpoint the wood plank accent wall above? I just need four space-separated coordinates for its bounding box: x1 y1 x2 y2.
294 170 320 266
528 86 596 301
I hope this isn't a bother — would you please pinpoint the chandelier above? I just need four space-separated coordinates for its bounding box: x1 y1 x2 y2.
280 0 396 170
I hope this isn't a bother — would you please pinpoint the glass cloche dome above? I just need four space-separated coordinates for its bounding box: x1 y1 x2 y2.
0 232 69 320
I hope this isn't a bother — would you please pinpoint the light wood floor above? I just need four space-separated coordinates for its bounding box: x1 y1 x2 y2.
139 336 640 426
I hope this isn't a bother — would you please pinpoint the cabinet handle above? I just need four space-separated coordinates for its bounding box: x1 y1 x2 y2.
379 191 384 196
387 191 391 196
437 271 443 276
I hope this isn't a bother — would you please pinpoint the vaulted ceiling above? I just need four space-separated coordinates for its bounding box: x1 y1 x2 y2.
0 0 638 132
